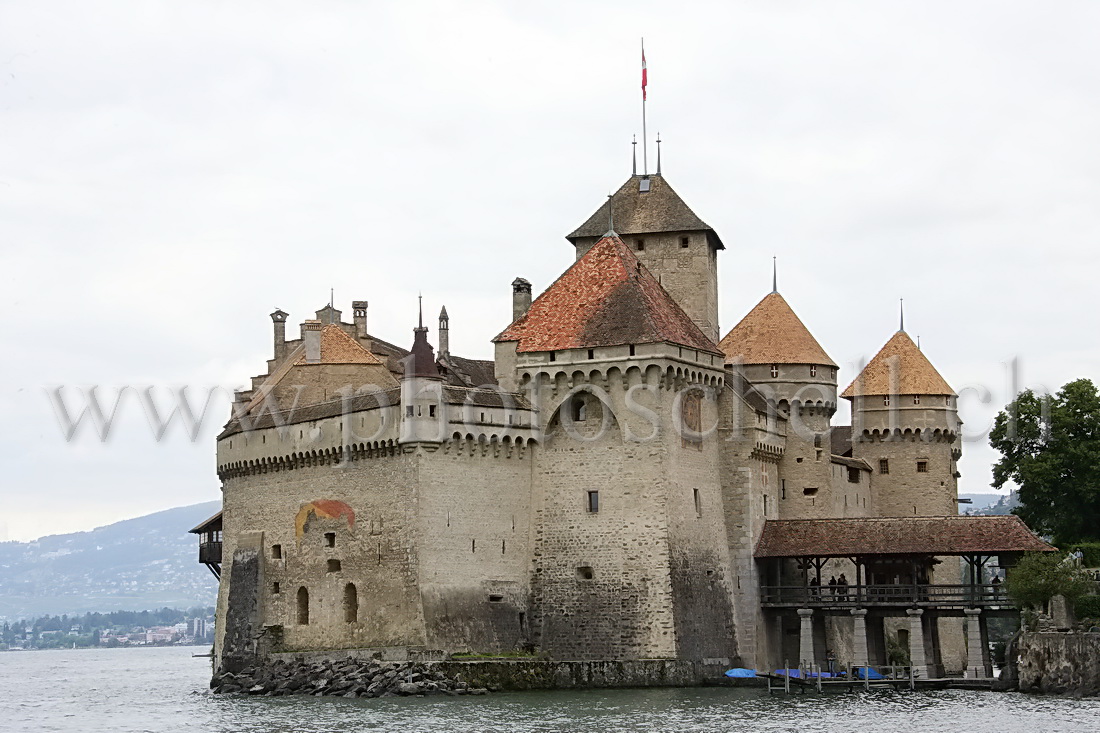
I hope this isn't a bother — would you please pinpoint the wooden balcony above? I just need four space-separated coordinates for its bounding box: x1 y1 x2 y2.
760 583 1011 609
198 541 222 566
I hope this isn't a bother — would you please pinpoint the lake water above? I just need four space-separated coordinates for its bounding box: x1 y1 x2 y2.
2 647 1098 733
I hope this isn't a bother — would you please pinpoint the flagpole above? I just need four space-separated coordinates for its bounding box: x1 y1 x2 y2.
641 37 648 176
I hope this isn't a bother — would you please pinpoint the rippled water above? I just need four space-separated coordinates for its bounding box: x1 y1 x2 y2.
2 647 1098 733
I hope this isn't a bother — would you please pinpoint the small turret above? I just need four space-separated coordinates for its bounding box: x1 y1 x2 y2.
844 328 960 517
438 306 450 358
352 301 368 339
400 300 444 446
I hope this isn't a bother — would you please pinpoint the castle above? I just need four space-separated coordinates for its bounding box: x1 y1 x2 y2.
197 164 1051 678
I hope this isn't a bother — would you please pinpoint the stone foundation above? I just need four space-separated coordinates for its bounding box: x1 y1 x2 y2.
1011 631 1100 696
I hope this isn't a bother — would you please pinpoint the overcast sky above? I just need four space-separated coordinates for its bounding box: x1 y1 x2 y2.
2 1 1098 542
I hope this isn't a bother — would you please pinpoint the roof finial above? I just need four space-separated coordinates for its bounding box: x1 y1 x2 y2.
899 298 905 333
418 293 424 330
632 135 637 176
330 287 334 309
655 132 662 176
772 256 777 294
606 193 616 235
917 335 921 350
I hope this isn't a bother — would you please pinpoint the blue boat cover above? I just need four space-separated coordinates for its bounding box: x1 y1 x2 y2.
774 669 802 678
724 668 757 678
854 667 885 680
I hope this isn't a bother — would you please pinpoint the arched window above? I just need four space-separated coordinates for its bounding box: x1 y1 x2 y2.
296 587 309 625
343 583 358 623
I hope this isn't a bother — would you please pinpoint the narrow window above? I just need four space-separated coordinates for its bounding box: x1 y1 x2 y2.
814 434 823 449
549 352 556 362
913 395 921 405
629 344 636 356
693 488 702 517
680 236 689 248
327 559 341 572
324 532 336 548
344 583 358 623
271 544 282 560
781 479 786 500
429 405 436 417
917 461 928 473
810 365 817 377
576 566 594 580
763 494 769 516
488 594 504 603
587 348 594 359
883 396 891 407
635 239 645 251
572 396 587 422
879 459 889 475
406 405 415 417
272 582 280 595
296 587 309 625
803 487 818 497
501 539 506 554
770 364 779 378
847 468 860 484
587 490 599 513
472 538 477 552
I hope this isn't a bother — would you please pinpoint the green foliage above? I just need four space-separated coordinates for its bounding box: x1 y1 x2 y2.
990 378 1100 544
1005 552 1095 609
1067 543 1100 568
885 633 910 667
1075 594 1100 622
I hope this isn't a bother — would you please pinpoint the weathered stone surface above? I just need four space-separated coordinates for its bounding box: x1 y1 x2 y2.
1013 631 1100 696
209 658 476 699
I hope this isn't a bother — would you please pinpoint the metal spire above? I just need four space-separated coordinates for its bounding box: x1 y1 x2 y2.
632 135 637 176
418 293 424 330
607 193 616 235
899 298 905 332
655 132 662 176
772 257 777 293
641 38 648 177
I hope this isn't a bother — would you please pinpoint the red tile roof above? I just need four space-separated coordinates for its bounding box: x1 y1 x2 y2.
841 330 954 398
297 325 383 365
494 235 721 354
754 516 1054 558
719 292 836 367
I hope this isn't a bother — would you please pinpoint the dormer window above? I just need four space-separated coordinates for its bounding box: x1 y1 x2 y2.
770 365 779 378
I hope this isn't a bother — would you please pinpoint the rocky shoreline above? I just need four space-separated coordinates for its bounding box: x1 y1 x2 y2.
210 658 489 698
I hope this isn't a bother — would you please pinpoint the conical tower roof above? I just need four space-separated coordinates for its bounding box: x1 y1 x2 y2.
567 175 724 249
719 292 836 367
494 234 720 354
841 330 954 398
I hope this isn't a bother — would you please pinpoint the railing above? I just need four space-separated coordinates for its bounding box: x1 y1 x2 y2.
198 541 223 565
760 583 1010 608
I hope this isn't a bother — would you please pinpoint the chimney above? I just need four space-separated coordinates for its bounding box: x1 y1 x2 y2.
352 300 368 338
271 309 288 361
512 278 532 322
302 320 322 362
438 306 450 357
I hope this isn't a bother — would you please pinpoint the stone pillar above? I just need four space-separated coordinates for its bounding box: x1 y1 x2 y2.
850 608 869 670
512 278 532 322
965 608 987 678
906 608 930 679
798 608 815 668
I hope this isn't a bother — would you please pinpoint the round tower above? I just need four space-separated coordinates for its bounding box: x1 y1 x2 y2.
719 289 839 518
842 329 960 517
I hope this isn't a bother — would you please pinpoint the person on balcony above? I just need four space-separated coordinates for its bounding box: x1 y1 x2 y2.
837 573 849 602
828 576 838 599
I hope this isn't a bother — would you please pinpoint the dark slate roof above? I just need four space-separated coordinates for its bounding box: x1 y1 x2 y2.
754 516 1055 558
407 327 440 378
189 510 223 534
218 387 533 439
831 426 853 457
438 355 498 388
567 175 724 250
830 455 872 472
494 235 721 354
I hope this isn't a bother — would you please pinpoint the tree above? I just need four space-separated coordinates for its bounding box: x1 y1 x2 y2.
990 378 1100 544
1005 551 1094 610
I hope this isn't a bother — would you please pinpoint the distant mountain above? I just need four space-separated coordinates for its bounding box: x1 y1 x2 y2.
961 491 1020 516
0 501 220 622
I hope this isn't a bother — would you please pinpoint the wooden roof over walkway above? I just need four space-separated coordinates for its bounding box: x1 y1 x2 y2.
754 515 1054 558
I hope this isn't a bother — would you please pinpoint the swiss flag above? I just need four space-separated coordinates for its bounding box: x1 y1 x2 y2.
642 49 648 100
